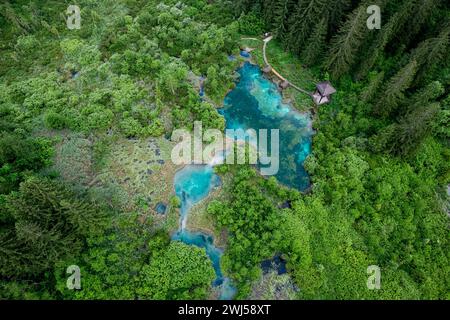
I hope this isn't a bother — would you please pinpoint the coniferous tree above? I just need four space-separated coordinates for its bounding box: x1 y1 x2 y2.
260 0 278 32
273 0 296 44
410 25 450 85
356 0 415 79
371 80 443 155
286 0 328 55
406 81 445 112
300 17 328 66
360 71 385 103
380 103 441 156
402 0 441 48
326 0 352 34
374 59 418 117
284 2 304 53
233 0 254 16
0 233 27 276
324 2 369 80
0 1 32 34
0 176 106 277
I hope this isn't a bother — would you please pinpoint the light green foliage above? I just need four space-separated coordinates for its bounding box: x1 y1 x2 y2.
207 167 286 297
60 38 101 69
158 59 189 95
296 84 450 299
55 214 156 300
238 13 265 36
434 94 450 141
1 0 449 301
137 242 215 299
220 0 449 296
12 72 66 113
2 0 237 139
14 34 39 55
285 138 449 299
58 215 158 300
44 111 68 130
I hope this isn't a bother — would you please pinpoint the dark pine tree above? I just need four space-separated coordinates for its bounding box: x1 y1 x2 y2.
374 59 418 117
300 17 328 66
324 1 369 80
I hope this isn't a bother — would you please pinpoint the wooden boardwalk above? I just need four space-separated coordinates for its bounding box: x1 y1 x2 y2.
242 36 312 97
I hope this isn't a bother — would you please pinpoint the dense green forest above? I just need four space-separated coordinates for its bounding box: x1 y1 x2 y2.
0 0 449 300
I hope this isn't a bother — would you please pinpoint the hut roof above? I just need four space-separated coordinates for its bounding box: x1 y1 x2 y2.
312 92 330 105
316 81 336 96
263 65 272 73
280 80 290 89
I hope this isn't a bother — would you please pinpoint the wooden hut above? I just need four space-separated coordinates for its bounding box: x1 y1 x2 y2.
312 81 336 105
279 80 290 90
262 65 272 73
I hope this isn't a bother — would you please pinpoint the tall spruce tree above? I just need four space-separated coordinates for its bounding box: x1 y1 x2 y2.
360 71 385 103
326 0 352 34
273 0 296 44
386 103 440 156
402 0 440 48
324 2 369 80
286 0 328 55
374 59 418 117
300 17 328 66
260 0 278 32
410 25 450 86
406 81 445 112
0 176 106 277
356 0 414 79
233 0 254 15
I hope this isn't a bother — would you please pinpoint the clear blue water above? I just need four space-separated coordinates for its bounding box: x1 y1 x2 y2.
155 202 167 215
199 76 205 97
219 62 313 191
240 50 251 58
173 165 221 224
172 165 236 300
171 62 313 300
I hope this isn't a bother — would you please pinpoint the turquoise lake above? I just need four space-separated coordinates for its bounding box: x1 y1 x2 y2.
172 61 313 300
219 62 313 191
